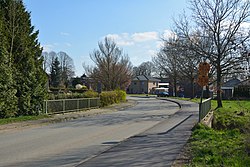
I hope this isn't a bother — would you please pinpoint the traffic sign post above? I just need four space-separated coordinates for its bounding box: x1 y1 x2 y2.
197 62 210 87
197 62 210 104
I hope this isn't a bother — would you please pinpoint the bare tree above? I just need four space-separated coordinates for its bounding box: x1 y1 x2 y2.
88 37 133 91
175 0 250 108
57 51 75 87
174 37 202 98
133 61 156 77
41 51 57 73
153 37 180 96
42 51 75 88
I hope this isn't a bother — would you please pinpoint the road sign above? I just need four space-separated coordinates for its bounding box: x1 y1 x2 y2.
197 75 209 87
197 62 210 87
198 62 210 75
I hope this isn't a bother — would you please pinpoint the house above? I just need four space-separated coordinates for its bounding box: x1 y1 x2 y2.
127 75 160 94
221 78 241 99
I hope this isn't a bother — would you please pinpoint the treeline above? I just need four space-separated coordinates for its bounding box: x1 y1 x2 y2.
42 51 75 88
139 0 250 108
0 0 47 118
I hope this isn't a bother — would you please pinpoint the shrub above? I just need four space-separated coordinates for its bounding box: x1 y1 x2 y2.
100 90 126 107
100 91 116 107
115 89 126 102
83 90 99 98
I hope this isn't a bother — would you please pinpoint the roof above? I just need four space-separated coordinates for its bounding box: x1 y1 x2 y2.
238 78 250 86
222 78 241 87
156 77 170 83
132 75 160 82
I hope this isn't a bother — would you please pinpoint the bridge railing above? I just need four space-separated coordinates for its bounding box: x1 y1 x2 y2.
199 98 212 122
43 98 100 114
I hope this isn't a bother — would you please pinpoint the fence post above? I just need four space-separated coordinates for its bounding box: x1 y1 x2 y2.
88 98 90 108
63 99 65 112
43 100 48 114
199 102 201 122
77 99 79 111
46 100 48 114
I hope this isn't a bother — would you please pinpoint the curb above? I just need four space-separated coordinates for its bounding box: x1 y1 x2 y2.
0 99 137 132
156 97 182 109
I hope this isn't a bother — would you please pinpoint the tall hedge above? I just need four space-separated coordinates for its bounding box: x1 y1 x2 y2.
234 86 250 98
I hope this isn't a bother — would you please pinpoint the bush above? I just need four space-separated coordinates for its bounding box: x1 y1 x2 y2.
115 89 126 102
100 90 126 107
83 90 99 98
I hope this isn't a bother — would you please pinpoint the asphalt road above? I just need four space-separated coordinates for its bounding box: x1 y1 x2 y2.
0 97 180 167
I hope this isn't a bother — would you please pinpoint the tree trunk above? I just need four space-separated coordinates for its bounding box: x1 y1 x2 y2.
216 65 223 108
173 77 177 97
191 78 194 99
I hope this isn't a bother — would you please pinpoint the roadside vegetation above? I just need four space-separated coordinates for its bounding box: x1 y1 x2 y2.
48 90 99 100
0 115 50 125
0 90 127 125
186 100 250 166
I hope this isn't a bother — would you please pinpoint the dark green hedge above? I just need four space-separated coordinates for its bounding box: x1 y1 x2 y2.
234 86 250 98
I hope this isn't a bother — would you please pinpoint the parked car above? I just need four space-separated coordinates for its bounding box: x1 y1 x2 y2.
155 88 169 97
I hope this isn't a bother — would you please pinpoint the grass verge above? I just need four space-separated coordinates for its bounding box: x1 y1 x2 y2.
0 115 50 125
188 124 250 166
186 100 250 166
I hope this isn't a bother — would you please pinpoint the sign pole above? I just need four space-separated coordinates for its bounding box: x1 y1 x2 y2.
197 62 210 122
200 86 203 104
199 86 204 122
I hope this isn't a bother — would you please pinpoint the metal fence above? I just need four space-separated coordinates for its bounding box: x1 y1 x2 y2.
43 98 100 114
199 98 212 122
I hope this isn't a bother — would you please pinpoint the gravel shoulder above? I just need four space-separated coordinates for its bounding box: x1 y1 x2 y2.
0 99 137 132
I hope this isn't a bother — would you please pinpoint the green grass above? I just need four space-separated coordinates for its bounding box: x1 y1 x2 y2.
0 115 50 125
186 100 250 166
188 124 250 167
213 100 250 131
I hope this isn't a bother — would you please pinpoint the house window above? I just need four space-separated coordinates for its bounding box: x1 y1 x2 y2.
153 82 155 85
134 82 136 85
156 82 158 86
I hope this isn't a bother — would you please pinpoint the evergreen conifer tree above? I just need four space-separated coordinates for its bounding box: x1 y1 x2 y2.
0 0 47 116
0 9 17 118
50 57 62 88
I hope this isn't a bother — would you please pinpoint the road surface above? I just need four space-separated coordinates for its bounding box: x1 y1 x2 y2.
0 97 180 167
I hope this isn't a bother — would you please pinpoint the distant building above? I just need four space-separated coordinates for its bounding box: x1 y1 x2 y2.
127 75 160 94
221 78 241 99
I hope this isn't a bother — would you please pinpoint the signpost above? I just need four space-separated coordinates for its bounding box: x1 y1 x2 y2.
197 62 210 103
197 62 210 87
